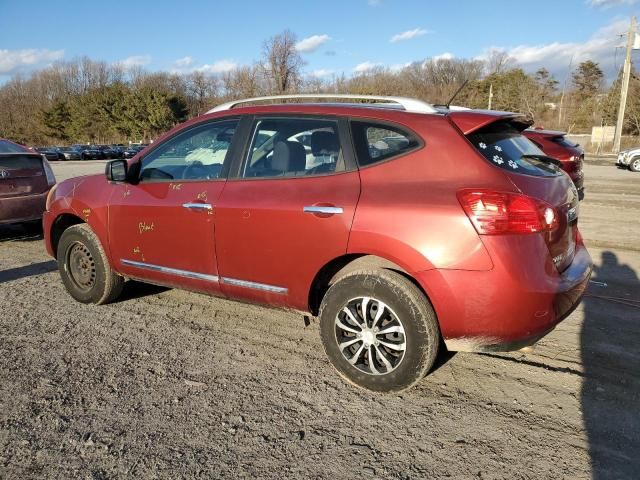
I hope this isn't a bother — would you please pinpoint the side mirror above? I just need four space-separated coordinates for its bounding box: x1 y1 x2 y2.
105 159 128 182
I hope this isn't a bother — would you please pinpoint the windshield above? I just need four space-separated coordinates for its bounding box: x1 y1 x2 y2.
468 121 562 177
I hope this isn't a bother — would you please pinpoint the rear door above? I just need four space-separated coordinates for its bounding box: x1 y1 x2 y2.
107 119 240 294
214 116 361 310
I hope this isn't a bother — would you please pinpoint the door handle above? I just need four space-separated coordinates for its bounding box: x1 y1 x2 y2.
183 202 213 211
303 205 344 215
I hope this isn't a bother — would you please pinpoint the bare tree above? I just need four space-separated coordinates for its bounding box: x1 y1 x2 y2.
261 30 305 94
485 49 515 75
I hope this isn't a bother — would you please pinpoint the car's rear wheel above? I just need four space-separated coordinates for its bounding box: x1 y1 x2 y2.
57 224 124 304
630 157 640 172
319 269 440 392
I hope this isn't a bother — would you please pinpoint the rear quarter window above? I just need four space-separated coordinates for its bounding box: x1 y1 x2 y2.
351 121 421 167
468 121 562 177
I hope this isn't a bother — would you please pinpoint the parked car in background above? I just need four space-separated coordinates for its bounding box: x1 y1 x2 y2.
616 146 640 172
1 138 56 228
55 146 82 161
35 147 63 162
72 144 103 160
43 94 592 393
97 145 120 159
110 145 125 158
523 129 585 199
122 144 146 159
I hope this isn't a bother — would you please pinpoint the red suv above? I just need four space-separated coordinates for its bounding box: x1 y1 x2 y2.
43 95 592 392
523 128 585 199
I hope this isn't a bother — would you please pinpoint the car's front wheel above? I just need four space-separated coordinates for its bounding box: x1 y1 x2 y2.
57 224 124 304
319 269 440 392
630 157 640 172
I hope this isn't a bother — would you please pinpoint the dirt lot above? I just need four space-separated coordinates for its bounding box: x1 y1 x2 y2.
1 160 639 479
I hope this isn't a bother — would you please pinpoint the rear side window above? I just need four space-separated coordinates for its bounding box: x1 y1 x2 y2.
351 121 420 167
468 121 562 177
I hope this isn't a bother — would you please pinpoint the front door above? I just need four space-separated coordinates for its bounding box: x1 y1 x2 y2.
108 119 239 294
215 116 361 310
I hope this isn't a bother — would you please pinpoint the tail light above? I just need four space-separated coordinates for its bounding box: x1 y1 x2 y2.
41 156 57 186
457 189 559 235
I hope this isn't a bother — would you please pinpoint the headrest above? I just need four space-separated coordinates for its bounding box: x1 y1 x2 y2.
272 141 307 173
311 131 339 156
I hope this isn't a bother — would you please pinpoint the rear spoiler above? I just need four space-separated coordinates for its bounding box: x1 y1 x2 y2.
446 110 533 135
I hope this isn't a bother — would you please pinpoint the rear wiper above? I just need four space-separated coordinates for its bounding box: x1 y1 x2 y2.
520 154 563 168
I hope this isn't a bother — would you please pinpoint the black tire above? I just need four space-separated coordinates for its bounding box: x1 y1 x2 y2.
319 269 440 393
57 224 124 304
629 157 640 172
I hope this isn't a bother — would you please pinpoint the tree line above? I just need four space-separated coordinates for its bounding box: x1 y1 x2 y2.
1 30 639 146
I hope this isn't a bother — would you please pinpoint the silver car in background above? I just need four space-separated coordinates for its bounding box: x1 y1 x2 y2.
616 147 640 172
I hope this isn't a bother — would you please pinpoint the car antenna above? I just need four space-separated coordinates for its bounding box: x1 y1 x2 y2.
445 79 469 109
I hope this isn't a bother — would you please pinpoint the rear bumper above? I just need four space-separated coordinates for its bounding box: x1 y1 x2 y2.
0 191 48 225
415 237 592 352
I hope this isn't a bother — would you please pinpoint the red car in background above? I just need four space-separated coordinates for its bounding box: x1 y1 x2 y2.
0 139 56 228
523 128 585 199
43 95 592 392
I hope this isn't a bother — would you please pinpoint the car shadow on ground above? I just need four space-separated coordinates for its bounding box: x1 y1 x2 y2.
115 280 169 303
0 260 57 284
0 224 43 242
581 251 640 479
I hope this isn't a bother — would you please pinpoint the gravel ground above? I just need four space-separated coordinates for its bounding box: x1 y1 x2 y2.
1 160 639 479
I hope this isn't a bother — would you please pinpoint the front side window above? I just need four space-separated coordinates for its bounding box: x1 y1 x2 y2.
468 121 562 177
243 118 344 178
351 121 421 167
139 120 238 181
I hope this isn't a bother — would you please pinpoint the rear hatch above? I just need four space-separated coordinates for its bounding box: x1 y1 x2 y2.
0 153 49 198
453 113 579 273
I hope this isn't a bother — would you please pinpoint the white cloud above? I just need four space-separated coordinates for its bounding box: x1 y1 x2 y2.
0 48 64 75
119 55 152 70
390 62 411 72
296 34 331 53
368 0 382 5
587 0 638 7
196 60 238 74
434 52 455 61
390 28 429 43
310 69 335 77
354 61 381 73
477 18 629 79
174 56 194 68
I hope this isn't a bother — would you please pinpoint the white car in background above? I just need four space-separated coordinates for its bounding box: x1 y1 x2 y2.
616 147 640 172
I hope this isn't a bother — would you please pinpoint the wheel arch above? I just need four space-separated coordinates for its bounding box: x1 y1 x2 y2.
308 253 431 316
50 213 85 259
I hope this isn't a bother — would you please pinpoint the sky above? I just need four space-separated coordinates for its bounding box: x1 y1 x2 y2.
0 0 639 84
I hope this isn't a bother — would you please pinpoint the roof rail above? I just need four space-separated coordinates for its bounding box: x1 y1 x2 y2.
206 94 437 114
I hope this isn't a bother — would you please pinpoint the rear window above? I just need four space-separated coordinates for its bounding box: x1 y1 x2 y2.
0 140 29 154
468 121 562 177
351 121 421 167
0 154 43 170
551 136 579 149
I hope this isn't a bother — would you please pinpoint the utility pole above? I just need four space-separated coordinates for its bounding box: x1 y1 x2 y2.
488 83 493 110
613 15 637 153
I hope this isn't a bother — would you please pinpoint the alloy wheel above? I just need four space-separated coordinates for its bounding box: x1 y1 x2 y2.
334 296 406 375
